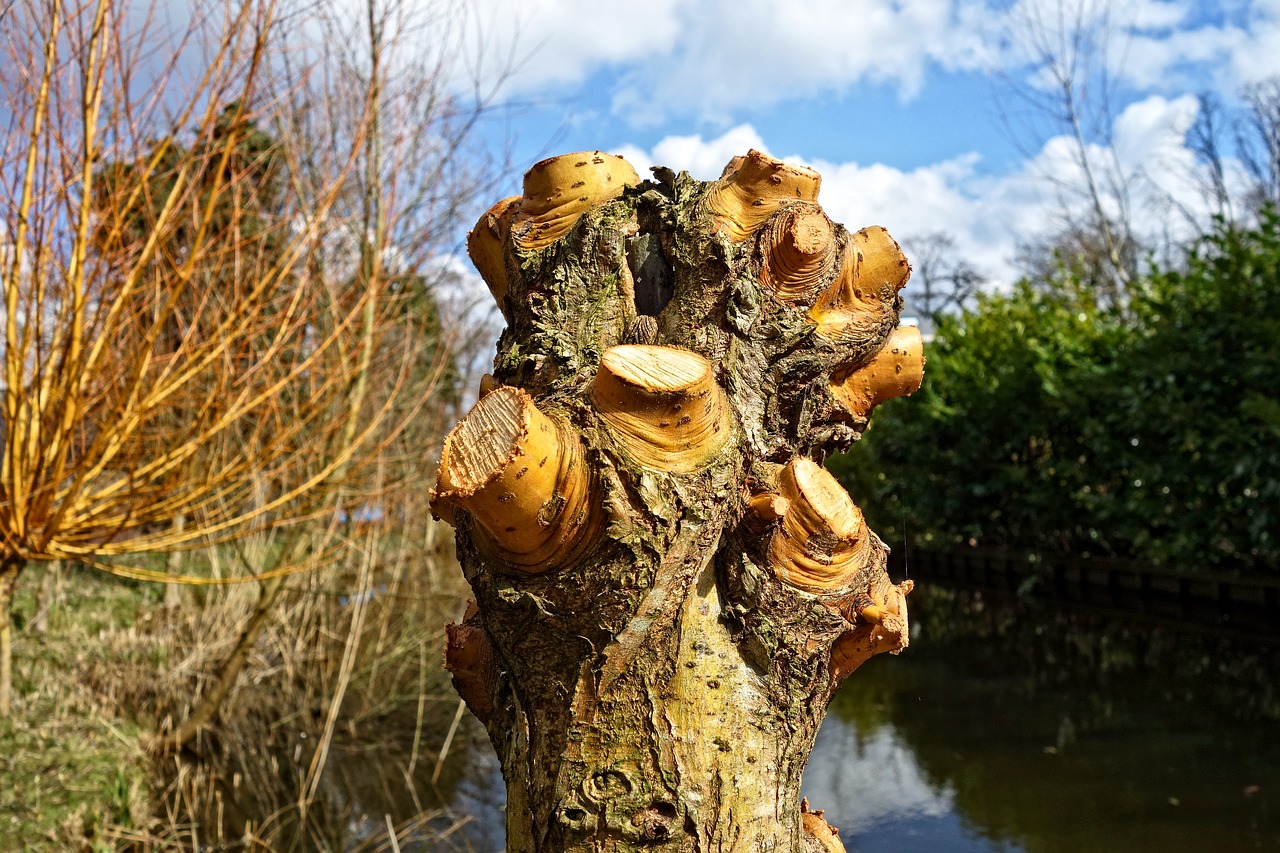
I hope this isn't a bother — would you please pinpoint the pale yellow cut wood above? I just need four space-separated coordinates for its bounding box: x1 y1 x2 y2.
830 578 913 681
591 344 733 473
511 151 640 252
801 799 847 853
808 226 911 340
704 149 821 242
431 387 598 571
759 205 837 303
768 458 871 593
830 325 925 419
748 492 790 523
466 195 521 311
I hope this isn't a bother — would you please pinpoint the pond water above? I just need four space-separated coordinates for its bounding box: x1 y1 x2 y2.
431 582 1280 852
801 584 1280 852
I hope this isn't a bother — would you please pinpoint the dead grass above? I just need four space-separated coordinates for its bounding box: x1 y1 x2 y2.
2 519 487 851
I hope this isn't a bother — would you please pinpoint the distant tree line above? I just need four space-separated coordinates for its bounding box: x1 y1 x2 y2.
832 207 1280 572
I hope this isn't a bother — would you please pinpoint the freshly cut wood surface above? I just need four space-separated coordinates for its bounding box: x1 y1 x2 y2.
467 195 520 311
432 387 596 570
769 458 872 593
760 206 836 303
809 225 910 340
511 151 639 252
704 149 821 241
591 344 733 472
830 325 925 418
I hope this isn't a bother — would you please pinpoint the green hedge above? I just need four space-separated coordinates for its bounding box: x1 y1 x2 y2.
831 210 1280 572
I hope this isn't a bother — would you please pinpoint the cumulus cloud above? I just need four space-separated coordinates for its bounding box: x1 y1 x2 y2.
1231 0 1280 83
617 95 1240 291
608 0 995 124
468 0 1280 127
1071 0 1280 94
462 0 682 94
614 125 770 179
468 0 998 123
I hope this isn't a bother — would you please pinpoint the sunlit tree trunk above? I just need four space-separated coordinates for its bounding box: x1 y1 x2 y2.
0 557 23 717
164 516 186 609
434 151 924 851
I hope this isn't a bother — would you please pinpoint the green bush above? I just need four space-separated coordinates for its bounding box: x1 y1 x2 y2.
832 210 1280 572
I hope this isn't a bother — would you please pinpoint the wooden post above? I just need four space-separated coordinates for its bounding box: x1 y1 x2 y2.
433 149 924 851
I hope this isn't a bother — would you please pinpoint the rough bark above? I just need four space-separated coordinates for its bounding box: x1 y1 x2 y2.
433 150 924 851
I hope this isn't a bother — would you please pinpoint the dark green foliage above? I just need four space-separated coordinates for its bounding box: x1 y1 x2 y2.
831 210 1280 572
94 102 460 406
94 102 286 264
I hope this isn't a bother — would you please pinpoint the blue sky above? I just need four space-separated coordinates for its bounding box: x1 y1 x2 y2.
453 0 1280 290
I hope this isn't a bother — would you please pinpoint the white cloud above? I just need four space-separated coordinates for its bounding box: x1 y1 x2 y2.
804 722 954 834
619 94 1242 292
614 125 770 180
610 0 994 124
1082 0 1280 93
463 0 682 94
467 0 1280 129
471 0 997 124
1231 0 1280 83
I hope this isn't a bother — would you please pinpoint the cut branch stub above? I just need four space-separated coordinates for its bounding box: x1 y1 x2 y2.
444 620 496 722
809 225 910 340
430 386 598 571
467 195 521 312
591 344 733 473
801 799 846 853
830 578 914 681
768 458 873 593
704 149 822 242
830 325 925 420
758 205 837 303
511 151 640 253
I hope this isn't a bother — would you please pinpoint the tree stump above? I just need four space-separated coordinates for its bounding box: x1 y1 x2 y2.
433 149 924 852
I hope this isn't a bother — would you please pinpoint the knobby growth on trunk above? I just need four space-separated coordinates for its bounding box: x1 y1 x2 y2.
432 150 925 851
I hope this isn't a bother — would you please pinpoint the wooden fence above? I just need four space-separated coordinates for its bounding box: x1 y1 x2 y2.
890 547 1280 640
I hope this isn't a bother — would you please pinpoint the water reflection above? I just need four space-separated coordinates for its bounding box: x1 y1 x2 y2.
803 584 1280 853
430 582 1280 852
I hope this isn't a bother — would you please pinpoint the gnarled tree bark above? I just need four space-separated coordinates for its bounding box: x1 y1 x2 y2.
433 149 924 851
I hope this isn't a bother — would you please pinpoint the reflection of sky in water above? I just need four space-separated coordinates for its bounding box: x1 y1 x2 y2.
803 725 953 830
440 735 507 851
803 719 1021 853
327 725 509 852
393 586 1280 852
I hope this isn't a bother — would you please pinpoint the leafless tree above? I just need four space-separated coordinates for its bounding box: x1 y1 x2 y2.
1187 91 1234 222
0 0 488 723
996 0 1139 303
1238 78 1280 211
903 231 984 330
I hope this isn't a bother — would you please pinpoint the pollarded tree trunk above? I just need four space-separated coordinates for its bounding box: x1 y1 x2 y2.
432 150 924 852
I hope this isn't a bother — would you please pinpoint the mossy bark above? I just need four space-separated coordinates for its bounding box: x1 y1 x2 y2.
436 152 922 851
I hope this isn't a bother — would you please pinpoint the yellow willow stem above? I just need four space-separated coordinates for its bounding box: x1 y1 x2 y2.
38 0 112 510
4 0 64 530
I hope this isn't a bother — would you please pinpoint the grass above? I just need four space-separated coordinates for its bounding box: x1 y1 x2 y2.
0 523 482 852
1 565 153 851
